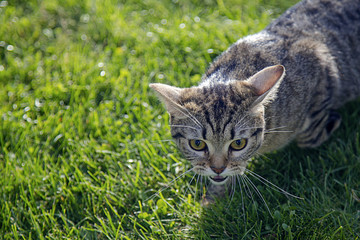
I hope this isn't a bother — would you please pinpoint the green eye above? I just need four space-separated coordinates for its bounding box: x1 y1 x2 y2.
189 139 207 151
230 139 247 150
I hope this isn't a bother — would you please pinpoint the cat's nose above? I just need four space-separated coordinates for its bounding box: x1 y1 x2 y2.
210 166 226 174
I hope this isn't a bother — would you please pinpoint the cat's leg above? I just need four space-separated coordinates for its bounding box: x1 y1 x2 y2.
296 110 341 148
201 180 231 206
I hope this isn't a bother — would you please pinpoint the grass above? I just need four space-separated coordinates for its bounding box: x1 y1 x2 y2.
0 0 359 239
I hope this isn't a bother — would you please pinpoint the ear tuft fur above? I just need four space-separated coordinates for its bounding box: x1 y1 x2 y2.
247 65 285 95
247 65 286 105
149 83 186 118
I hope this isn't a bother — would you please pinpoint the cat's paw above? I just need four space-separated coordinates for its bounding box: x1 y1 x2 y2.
200 181 229 207
201 196 215 207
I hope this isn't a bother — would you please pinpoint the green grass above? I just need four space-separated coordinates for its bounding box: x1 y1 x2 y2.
1 0 359 239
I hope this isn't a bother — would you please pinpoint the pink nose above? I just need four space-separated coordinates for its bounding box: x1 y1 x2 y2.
210 166 226 174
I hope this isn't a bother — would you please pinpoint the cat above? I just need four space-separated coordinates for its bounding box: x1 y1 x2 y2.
150 0 360 203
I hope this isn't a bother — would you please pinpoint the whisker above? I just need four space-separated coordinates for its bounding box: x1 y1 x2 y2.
239 175 254 200
265 126 288 131
205 176 210 188
264 125 292 134
226 176 236 208
188 173 197 186
200 175 204 201
150 139 174 143
236 126 263 131
245 169 303 199
178 100 204 128
194 174 201 203
240 175 260 219
174 108 202 129
265 130 293 134
170 125 201 131
184 173 197 196
243 175 273 217
254 151 273 162
234 115 248 128
233 176 237 197
236 175 246 221
139 138 174 143
146 167 194 201
202 176 207 201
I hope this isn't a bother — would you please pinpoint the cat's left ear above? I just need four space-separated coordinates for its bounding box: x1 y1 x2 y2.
149 83 186 118
247 65 285 105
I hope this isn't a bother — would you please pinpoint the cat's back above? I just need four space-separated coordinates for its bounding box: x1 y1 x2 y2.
267 0 360 91
267 0 360 38
211 0 360 104
206 0 360 83
265 0 360 149
204 0 360 151
266 0 360 105
205 0 360 103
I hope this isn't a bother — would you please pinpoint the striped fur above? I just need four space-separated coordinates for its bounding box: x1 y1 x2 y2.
150 0 360 200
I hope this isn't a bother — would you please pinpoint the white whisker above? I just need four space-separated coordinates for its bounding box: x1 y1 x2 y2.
150 139 174 143
265 130 293 134
194 174 201 203
177 100 204 129
188 173 197 186
236 175 246 221
245 169 303 199
170 125 201 131
254 151 273 162
243 175 273 217
200 175 204 200
184 173 197 196
174 108 202 128
239 175 254 200
236 126 263 131
265 126 288 131
226 176 236 208
234 114 248 128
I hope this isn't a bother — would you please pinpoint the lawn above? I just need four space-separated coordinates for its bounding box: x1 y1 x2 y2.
0 0 359 239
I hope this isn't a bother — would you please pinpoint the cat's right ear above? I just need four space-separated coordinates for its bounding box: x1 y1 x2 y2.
247 65 285 105
149 83 186 118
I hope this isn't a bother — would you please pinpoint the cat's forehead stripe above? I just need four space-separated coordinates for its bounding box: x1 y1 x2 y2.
202 126 207 140
204 109 215 135
179 84 252 140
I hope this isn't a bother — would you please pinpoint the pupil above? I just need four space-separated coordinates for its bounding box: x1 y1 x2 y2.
195 140 201 146
236 140 241 145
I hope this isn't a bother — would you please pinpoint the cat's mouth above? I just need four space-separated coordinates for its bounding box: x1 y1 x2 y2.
209 176 228 184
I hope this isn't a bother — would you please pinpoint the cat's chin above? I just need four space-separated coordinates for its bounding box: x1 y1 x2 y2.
209 176 229 185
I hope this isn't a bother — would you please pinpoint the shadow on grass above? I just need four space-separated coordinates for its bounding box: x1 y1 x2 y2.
194 99 360 239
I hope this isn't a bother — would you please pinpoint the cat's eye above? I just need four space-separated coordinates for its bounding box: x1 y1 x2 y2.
230 139 247 151
189 139 207 151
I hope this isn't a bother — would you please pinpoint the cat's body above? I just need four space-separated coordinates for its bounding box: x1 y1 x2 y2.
205 0 360 151
150 0 360 201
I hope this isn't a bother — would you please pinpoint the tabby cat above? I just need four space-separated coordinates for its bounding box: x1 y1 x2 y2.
150 0 360 202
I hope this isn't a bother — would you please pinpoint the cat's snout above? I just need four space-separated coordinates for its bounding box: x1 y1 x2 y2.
210 165 226 174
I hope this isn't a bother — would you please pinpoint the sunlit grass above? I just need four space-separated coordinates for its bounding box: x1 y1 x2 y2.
1 0 359 239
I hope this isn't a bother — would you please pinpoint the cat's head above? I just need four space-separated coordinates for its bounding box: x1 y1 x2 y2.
150 65 285 185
